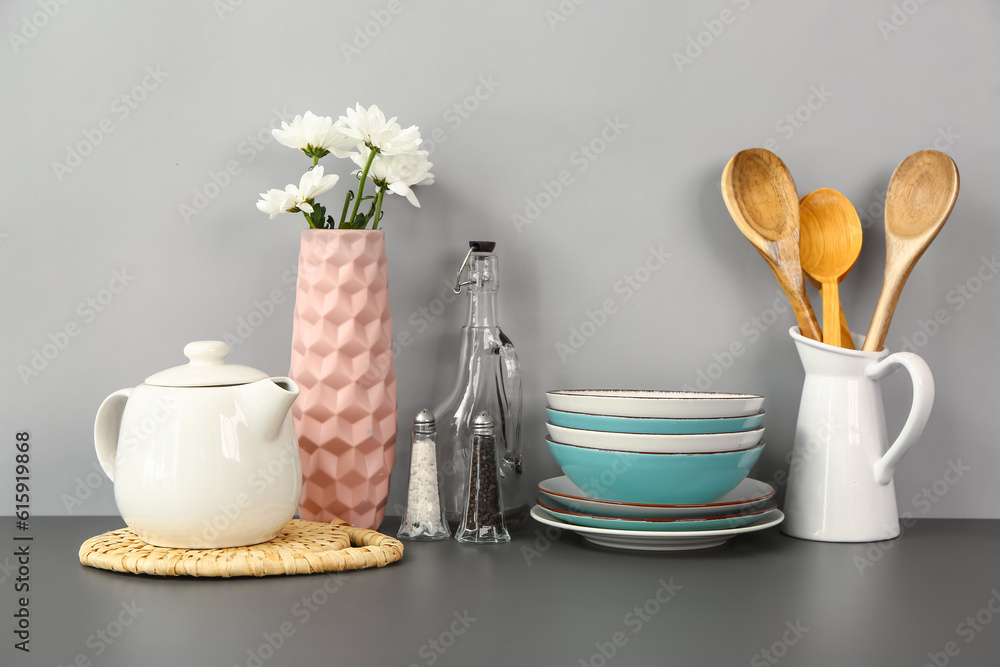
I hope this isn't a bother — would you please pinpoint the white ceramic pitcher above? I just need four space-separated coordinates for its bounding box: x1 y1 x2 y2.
782 327 934 542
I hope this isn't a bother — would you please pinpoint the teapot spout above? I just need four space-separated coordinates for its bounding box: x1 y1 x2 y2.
238 377 299 440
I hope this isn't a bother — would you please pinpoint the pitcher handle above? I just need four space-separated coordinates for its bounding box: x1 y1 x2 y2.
866 352 934 485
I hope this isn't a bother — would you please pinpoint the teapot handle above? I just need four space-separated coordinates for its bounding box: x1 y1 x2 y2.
865 353 934 485
94 388 132 482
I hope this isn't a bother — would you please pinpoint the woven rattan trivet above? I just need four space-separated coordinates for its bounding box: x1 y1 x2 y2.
79 519 403 577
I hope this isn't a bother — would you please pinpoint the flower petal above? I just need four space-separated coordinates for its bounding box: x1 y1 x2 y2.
388 181 420 207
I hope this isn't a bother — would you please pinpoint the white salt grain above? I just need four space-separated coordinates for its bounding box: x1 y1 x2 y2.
402 435 447 537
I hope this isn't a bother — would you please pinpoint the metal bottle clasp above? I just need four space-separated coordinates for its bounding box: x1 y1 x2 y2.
452 241 496 294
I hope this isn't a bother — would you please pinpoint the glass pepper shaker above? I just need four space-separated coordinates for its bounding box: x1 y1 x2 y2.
397 409 450 541
434 241 525 529
455 411 510 544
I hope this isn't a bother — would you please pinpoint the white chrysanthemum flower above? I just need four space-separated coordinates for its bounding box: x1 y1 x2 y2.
338 104 422 156
256 188 297 219
353 150 434 207
272 111 357 159
294 165 339 203
256 166 339 218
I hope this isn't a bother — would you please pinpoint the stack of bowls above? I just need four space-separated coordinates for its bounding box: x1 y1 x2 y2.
537 390 780 535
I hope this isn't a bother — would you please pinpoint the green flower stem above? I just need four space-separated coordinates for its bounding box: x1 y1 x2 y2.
348 147 378 228
308 156 320 228
339 190 354 228
371 185 386 230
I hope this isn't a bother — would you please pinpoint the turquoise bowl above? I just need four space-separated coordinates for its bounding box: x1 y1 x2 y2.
545 408 764 435
546 439 764 504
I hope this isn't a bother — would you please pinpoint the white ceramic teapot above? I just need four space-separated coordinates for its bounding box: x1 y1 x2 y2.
94 340 302 549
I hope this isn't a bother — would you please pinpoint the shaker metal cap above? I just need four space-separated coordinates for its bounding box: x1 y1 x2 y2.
472 411 494 434
413 409 436 434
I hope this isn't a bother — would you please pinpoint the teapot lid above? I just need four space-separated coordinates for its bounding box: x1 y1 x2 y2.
144 341 269 387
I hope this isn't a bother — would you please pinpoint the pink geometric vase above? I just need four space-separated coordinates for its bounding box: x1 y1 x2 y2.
289 229 397 529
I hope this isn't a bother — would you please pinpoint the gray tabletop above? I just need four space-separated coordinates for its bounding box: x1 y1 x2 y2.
2 516 999 666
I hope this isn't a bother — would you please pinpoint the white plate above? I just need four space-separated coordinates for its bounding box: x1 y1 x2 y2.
546 390 765 419
537 476 776 519
529 505 784 551
545 423 764 453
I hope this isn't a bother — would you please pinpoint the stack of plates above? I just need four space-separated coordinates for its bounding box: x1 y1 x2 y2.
534 390 783 551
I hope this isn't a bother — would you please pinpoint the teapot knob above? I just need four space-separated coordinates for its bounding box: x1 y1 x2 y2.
183 340 230 365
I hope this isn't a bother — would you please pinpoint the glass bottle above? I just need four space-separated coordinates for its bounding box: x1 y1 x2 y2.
397 410 450 540
434 242 525 529
455 411 510 544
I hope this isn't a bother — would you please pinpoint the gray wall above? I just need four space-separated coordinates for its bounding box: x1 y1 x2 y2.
3 0 998 519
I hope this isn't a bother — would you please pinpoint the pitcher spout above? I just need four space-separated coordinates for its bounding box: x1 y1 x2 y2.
238 377 300 440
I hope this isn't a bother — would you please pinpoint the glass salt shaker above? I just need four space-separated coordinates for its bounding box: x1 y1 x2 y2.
397 409 450 541
455 411 510 544
434 241 525 530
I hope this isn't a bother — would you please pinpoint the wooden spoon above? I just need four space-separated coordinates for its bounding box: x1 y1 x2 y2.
722 149 822 341
805 273 854 348
800 194 855 349
862 150 959 352
799 189 863 349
